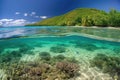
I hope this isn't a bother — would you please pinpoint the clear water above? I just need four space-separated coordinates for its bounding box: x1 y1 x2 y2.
0 26 120 80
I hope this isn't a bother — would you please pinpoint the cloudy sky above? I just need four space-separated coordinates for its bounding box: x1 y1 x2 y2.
0 0 120 26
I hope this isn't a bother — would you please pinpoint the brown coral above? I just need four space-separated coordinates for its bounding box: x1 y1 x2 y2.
29 67 42 76
1 54 80 80
56 61 80 77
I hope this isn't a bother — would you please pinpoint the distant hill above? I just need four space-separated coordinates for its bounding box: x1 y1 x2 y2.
27 8 120 27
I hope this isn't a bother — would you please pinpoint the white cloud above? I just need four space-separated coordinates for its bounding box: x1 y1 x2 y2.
0 19 13 22
6 19 27 26
24 13 28 16
0 22 3 25
0 19 31 26
15 12 20 15
31 12 36 15
40 16 47 19
30 12 36 16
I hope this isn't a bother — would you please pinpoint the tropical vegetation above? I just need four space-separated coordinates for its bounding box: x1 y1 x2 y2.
27 8 120 27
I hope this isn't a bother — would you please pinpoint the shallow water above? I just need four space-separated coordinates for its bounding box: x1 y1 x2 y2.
0 26 120 80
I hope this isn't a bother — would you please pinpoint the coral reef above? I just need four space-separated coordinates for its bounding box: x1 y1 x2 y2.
75 42 99 51
49 54 66 65
39 52 51 61
50 46 66 53
90 54 120 80
0 50 22 63
66 57 79 63
0 53 80 80
2 60 79 80
49 55 78 66
0 46 34 64
5 62 50 80
53 54 66 61
56 61 80 78
19 45 34 54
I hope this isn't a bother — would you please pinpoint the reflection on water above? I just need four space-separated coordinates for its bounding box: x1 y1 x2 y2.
0 26 120 80
0 26 120 40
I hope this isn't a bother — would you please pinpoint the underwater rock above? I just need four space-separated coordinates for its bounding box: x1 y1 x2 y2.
90 53 120 79
50 46 66 53
56 61 80 77
39 52 51 61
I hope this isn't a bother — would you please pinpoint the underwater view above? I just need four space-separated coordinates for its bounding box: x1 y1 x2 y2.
0 26 120 80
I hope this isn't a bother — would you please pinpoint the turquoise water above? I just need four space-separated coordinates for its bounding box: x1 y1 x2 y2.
0 26 120 80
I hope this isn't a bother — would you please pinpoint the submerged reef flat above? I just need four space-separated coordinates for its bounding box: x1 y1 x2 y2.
0 53 80 80
0 46 114 80
0 34 120 80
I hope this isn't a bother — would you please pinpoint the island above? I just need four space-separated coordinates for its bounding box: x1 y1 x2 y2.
27 8 120 27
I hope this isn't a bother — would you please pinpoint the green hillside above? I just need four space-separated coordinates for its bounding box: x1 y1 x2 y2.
27 8 120 27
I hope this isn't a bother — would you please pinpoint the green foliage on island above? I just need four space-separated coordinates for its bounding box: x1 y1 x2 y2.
26 8 120 27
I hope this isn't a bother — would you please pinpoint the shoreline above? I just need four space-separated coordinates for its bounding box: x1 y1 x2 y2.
1 25 120 30
69 26 120 30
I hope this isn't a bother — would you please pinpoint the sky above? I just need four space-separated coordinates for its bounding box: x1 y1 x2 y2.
0 0 120 26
